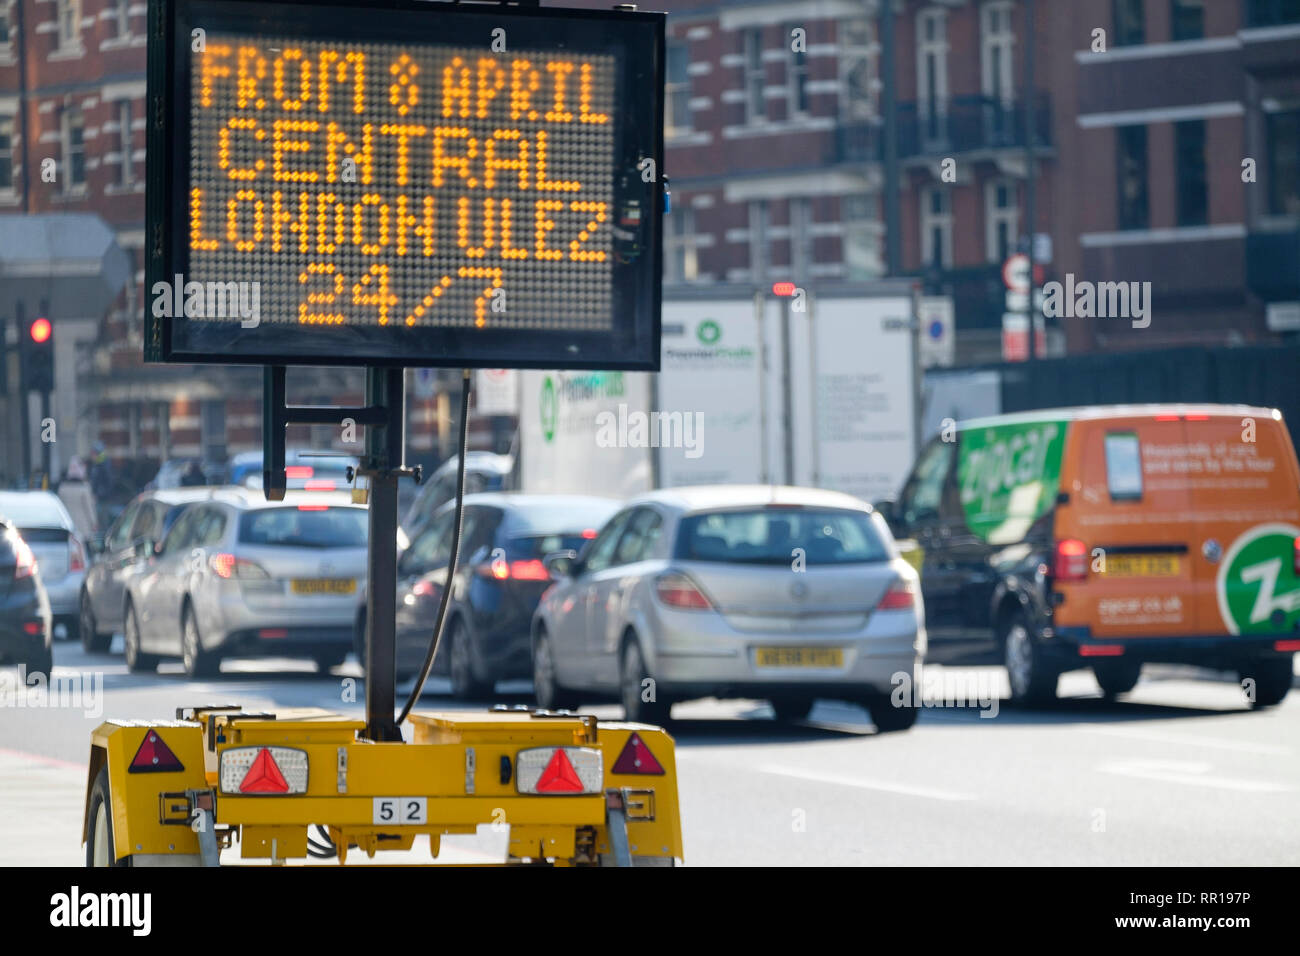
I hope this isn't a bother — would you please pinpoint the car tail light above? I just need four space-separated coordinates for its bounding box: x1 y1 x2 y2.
297 504 328 512
1054 539 1089 581
285 465 313 479
304 479 336 491
209 553 270 579
876 578 916 610
219 746 308 794
22 621 42 636
611 732 665 775
129 730 185 774
479 557 550 581
655 571 713 610
68 536 86 572
413 579 440 597
13 538 36 579
581 528 597 539
515 747 603 795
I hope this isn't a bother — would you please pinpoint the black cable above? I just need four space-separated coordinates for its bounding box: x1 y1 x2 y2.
397 369 471 726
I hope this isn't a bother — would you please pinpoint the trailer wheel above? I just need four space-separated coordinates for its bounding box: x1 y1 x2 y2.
86 767 131 868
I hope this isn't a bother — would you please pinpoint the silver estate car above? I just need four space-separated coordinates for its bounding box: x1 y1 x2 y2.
123 489 367 677
532 485 925 731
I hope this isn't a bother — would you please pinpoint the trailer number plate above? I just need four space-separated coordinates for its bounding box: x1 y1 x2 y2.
373 797 428 825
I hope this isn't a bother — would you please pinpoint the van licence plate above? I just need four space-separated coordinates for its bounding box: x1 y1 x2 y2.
1102 555 1181 577
755 647 844 668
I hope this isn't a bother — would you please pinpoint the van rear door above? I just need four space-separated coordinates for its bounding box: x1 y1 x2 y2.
1054 415 1200 638
1182 412 1300 637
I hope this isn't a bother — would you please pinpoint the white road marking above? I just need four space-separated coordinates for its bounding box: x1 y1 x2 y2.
759 764 978 802
1097 758 1295 793
1084 725 1292 756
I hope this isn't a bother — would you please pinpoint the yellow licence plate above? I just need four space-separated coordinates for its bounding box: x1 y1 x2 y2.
755 647 844 668
1102 555 1181 577
291 578 357 595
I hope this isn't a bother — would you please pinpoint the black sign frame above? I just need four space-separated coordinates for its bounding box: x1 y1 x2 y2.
145 0 664 370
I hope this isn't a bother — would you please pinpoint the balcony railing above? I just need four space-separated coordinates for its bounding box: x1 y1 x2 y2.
835 94 1052 164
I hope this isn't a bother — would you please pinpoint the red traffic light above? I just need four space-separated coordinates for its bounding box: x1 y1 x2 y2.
29 317 52 344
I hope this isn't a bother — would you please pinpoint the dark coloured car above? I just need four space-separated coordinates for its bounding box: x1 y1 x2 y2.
357 493 617 698
0 519 53 677
401 452 515 540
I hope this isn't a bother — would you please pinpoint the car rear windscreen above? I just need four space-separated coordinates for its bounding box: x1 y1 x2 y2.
238 507 368 548
505 534 593 559
675 508 890 565
504 502 619 537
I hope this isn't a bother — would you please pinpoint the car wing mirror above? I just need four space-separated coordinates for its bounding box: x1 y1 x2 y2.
543 549 579 580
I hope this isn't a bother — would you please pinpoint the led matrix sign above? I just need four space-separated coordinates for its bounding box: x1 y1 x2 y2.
146 0 664 369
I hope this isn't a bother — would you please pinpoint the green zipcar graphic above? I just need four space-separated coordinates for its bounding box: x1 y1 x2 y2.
1216 523 1300 635
957 419 1069 543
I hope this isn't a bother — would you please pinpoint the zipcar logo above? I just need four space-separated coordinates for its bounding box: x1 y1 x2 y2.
1216 523 1300 635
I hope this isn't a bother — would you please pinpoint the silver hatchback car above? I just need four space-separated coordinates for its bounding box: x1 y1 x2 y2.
532 485 925 730
123 489 367 677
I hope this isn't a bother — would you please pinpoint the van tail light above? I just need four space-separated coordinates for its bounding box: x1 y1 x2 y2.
876 578 916 610
68 536 86 573
655 571 713 610
209 553 270 580
1054 539 1089 581
13 538 36 579
1293 536 1300 577
477 557 549 581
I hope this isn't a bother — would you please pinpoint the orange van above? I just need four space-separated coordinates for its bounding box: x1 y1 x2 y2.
878 404 1300 706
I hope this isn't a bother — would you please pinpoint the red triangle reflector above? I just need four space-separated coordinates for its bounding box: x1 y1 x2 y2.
128 730 184 773
611 732 665 775
239 747 290 793
536 749 585 793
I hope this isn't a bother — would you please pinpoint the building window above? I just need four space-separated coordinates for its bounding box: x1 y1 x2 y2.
916 7 949 144
114 0 130 37
985 179 1019 264
665 207 699 282
920 187 952 269
57 0 81 49
1174 119 1207 226
1116 124 1149 230
1266 108 1300 216
743 28 765 123
1170 0 1204 40
838 18 878 121
0 2 11 46
789 198 810 277
117 100 134 185
842 193 883 279
1246 0 1300 29
1113 0 1144 46
981 1 1015 104
61 107 86 190
0 116 13 193
748 200 768 278
786 22 808 118
666 40 691 137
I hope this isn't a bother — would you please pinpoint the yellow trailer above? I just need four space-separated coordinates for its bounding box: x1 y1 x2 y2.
84 705 682 866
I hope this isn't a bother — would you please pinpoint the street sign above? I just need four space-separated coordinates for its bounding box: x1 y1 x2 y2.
1002 313 1046 363
1001 253 1045 294
145 0 665 371
918 296 953 368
